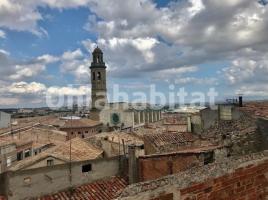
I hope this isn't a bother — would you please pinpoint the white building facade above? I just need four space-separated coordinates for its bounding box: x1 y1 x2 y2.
0 111 11 128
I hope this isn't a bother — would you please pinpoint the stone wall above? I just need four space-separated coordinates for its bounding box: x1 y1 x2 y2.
100 109 135 128
257 118 268 151
2 157 121 200
191 108 218 135
118 152 268 200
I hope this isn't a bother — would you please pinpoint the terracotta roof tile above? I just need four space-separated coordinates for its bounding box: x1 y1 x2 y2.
241 101 268 119
61 119 102 129
144 132 195 146
143 132 196 153
10 138 103 171
38 176 128 200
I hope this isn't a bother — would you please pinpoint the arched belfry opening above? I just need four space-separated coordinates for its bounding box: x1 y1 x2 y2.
97 72 101 80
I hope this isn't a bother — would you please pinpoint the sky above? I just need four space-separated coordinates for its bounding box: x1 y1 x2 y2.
0 0 268 108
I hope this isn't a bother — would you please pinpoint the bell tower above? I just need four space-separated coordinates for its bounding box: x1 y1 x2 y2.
90 47 107 120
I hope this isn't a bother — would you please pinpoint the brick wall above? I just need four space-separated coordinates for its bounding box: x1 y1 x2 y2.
150 193 173 200
179 161 268 200
119 152 268 200
138 153 201 182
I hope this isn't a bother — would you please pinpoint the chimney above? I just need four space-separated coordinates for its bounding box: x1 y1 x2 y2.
239 96 243 107
187 116 192 132
128 144 138 184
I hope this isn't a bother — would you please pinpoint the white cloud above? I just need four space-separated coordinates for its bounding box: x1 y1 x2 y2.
9 63 46 80
0 0 43 35
1 0 268 101
62 49 83 61
175 77 218 85
8 82 46 94
98 37 158 63
152 66 199 81
0 51 59 82
60 49 90 83
0 29 6 38
223 51 268 85
0 0 93 36
236 84 268 97
47 85 90 96
0 49 9 56
37 54 60 64
0 81 91 107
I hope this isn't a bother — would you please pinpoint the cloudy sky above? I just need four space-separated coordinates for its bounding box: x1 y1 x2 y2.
0 0 268 108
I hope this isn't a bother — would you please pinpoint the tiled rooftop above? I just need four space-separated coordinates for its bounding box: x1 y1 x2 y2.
61 119 102 128
143 132 197 153
241 101 268 119
140 144 225 158
144 132 195 146
38 176 128 200
9 137 103 171
90 131 144 146
0 137 33 147
0 127 67 148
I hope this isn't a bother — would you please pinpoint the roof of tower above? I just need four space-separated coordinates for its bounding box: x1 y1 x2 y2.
93 46 103 54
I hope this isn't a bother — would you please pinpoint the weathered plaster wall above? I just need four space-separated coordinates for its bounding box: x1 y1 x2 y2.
3 157 120 200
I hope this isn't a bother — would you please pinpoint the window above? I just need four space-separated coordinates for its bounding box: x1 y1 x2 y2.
24 177 31 185
71 132 74 135
24 149 31 158
85 131 88 133
78 132 81 134
47 159 54 166
82 163 92 173
97 72 101 80
17 151 23 161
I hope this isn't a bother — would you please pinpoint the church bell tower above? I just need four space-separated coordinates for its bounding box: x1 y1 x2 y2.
90 47 107 120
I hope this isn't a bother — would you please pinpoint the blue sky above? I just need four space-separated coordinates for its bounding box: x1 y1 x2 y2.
0 0 268 108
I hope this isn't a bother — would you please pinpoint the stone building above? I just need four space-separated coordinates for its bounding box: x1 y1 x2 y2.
0 111 10 129
100 103 162 130
59 118 102 139
0 141 16 173
0 138 33 173
9 137 103 171
89 47 162 128
90 47 107 121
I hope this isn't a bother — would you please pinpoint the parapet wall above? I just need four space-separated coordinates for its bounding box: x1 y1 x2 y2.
119 151 268 200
